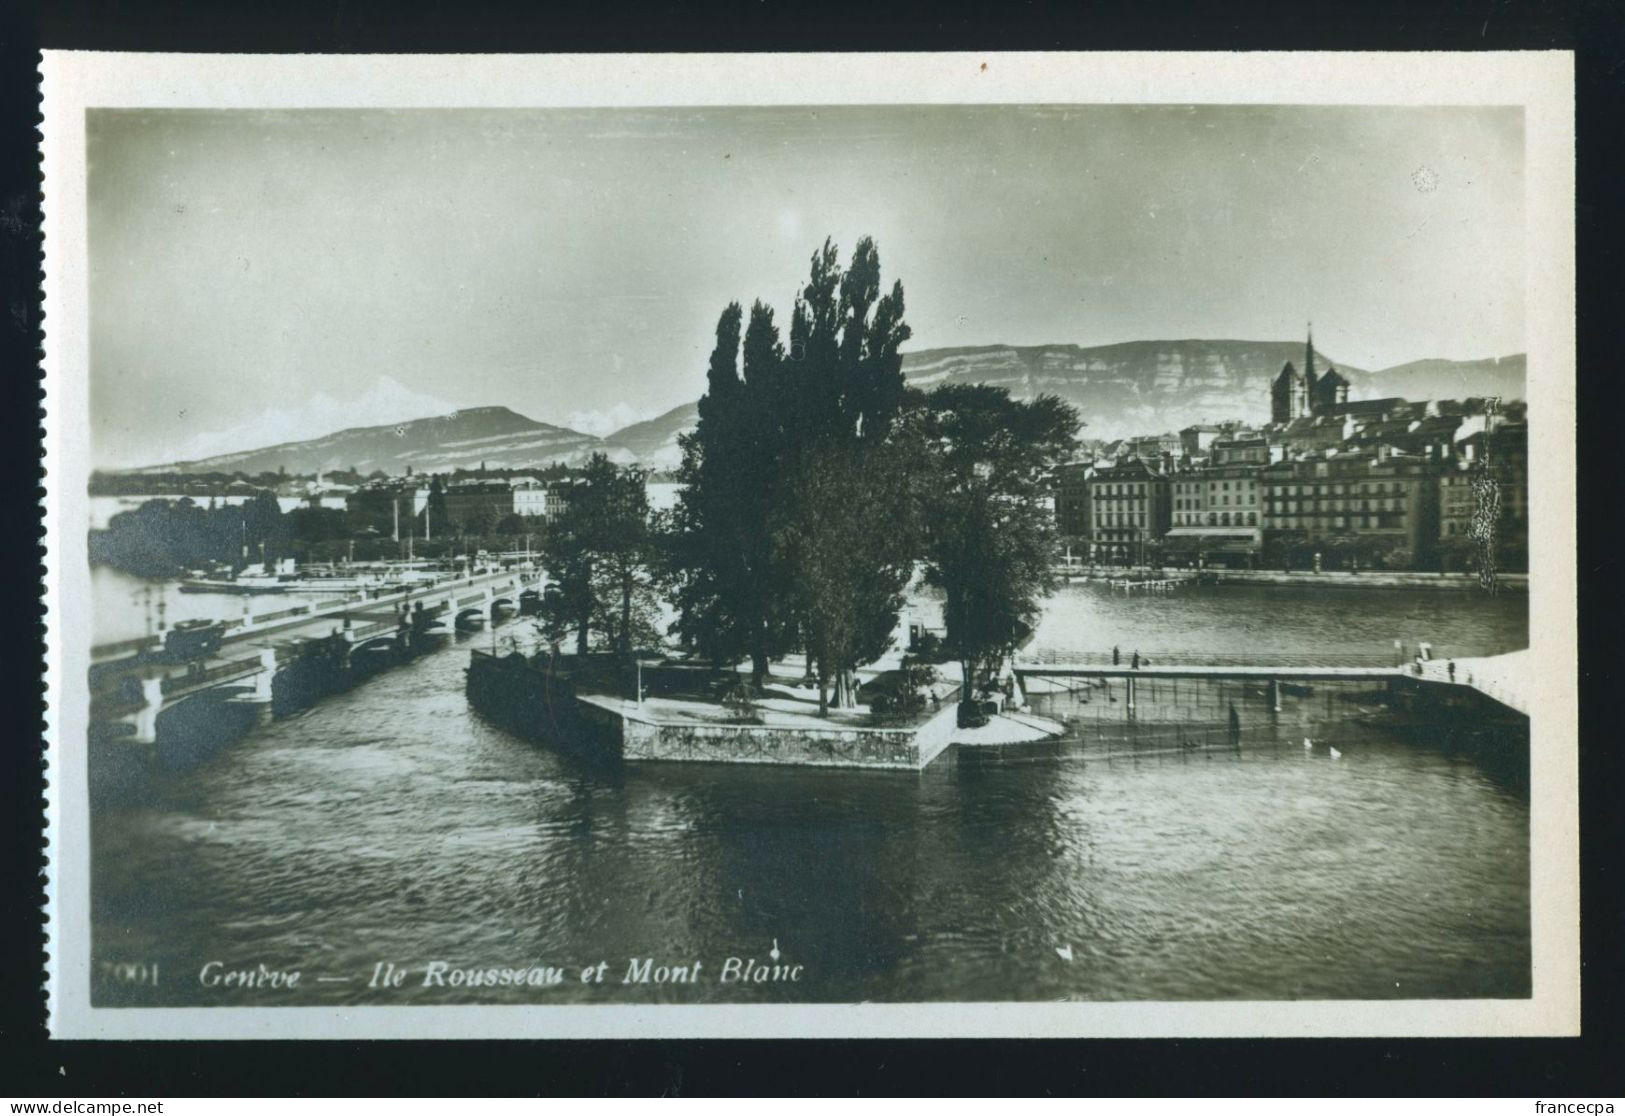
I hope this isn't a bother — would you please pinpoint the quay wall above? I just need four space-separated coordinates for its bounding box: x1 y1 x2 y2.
1056 566 1526 591
578 694 961 771
1214 570 1527 591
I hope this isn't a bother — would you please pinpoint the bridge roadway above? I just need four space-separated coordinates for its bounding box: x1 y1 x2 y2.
91 568 540 714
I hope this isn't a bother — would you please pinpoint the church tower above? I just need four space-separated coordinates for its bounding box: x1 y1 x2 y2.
1305 321 1351 413
1303 322 1319 404
1272 320 1346 423
1272 360 1306 424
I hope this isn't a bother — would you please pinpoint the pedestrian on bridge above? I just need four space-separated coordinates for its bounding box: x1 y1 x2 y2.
1131 650 1140 670
1113 645 1120 665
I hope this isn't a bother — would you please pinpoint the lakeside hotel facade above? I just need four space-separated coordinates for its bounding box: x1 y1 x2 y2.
1052 396 1529 570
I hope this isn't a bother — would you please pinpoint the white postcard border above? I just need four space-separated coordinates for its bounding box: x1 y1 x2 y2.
41 49 1578 1039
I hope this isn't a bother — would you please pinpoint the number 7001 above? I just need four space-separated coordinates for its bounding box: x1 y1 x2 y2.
95 961 159 986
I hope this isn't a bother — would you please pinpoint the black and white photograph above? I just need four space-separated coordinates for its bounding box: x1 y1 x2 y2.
40 51 1578 1039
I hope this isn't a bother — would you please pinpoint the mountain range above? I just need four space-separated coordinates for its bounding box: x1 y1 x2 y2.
587 342 1526 470
129 341 1526 476
135 405 623 477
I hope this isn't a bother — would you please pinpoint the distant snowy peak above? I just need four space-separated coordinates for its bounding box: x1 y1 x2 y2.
139 404 620 475
602 401 697 472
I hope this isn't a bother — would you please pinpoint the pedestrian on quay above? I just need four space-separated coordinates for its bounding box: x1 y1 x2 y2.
1131 650 1140 670
1448 660 1457 683
1113 645 1120 665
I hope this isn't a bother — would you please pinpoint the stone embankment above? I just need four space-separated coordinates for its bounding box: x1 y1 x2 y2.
1211 570 1528 591
1058 565 1527 592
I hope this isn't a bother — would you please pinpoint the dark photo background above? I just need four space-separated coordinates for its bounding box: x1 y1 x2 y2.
3 0 1620 1099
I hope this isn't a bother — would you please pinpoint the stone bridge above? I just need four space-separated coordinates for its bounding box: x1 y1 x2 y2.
91 567 542 746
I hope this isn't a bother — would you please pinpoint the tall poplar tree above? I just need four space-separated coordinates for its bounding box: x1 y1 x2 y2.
671 237 918 707
672 304 758 669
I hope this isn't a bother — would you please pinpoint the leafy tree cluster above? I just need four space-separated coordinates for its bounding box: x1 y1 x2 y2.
916 384 1079 703
90 492 287 577
541 453 662 658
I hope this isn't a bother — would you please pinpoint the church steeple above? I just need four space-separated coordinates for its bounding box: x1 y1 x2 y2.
1304 321 1318 400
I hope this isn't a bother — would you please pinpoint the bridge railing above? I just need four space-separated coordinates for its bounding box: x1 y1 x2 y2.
350 619 400 641
1017 648 1401 669
250 604 313 625
159 655 264 695
91 634 159 660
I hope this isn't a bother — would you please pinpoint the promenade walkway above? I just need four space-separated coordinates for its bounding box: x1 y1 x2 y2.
1411 649 1532 716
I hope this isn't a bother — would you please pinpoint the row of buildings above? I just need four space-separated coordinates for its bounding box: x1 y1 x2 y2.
1053 336 1529 570
342 475 574 537
340 472 684 537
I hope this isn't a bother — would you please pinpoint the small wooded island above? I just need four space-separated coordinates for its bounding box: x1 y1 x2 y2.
466 237 1072 768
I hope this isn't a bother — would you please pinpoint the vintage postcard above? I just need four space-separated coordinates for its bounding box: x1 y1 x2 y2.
41 51 1578 1038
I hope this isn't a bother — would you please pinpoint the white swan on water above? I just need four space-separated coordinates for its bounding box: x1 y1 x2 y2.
1303 737 1314 750
1329 746 1343 760
1055 944 1074 962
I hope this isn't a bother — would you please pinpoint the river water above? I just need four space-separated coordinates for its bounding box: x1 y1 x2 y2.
91 582 1530 1005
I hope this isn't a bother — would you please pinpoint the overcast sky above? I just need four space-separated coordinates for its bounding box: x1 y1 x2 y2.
87 104 1523 468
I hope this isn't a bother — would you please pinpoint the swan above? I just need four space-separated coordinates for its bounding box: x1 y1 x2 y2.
1055 944 1074 962
1329 746 1343 760
1303 737 1314 750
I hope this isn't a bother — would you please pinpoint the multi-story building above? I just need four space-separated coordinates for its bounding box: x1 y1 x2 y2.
1165 462 1264 565
440 481 519 530
512 480 569 519
1210 434 1275 466
1261 445 1440 567
440 478 575 528
1087 459 1171 564
345 481 430 537
1346 411 1487 463
1266 413 1356 457
1126 433 1184 461
1437 422 1529 571
1179 424 1223 458
1170 469 1204 531
1319 396 1413 424
1200 465 1263 529
1053 461 1094 540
